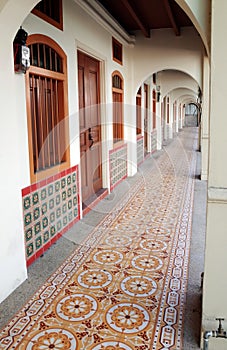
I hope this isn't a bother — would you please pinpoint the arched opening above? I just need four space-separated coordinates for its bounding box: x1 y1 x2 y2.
184 103 199 127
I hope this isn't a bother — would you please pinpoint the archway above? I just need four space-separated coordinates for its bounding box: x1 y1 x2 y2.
185 103 199 127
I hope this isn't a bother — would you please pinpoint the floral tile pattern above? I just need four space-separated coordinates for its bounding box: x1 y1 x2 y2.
0 129 196 349
21 166 80 266
110 144 127 190
137 135 144 165
151 129 157 153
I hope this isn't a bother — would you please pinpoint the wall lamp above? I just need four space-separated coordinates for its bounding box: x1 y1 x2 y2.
13 26 30 74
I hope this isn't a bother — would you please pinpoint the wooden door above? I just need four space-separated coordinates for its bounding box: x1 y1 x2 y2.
78 51 102 204
144 84 149 154
136 87 142 135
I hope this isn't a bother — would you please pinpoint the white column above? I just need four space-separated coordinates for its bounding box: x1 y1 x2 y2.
179 104 183 129
147 78 153 153
175 102 179 133
163 97 168 141
156 99 162 150
168 97 173 139
201 56 210 181
202 1 227 348
0 11 29 302
125 103 137 176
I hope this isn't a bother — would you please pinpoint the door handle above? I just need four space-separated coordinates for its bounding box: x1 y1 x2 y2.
88 128 94 148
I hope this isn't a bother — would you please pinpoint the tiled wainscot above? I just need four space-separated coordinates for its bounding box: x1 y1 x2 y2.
137 135 144 166
22 165 80 266
151 129 157 153
109 144 127 191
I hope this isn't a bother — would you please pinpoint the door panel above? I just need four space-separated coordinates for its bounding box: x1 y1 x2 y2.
78 51 102 203
144 84 149 154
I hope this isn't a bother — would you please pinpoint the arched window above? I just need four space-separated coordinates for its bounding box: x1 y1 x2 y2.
26 34 69 183
112 71 124 143
32 0 63 30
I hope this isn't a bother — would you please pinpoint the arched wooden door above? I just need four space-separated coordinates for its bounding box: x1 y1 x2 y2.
78 51 102 205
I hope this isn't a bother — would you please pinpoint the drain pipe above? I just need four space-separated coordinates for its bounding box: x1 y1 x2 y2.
203 318 227 350
203 330 216 350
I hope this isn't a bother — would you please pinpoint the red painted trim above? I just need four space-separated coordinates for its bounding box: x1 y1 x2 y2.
144 152 151 160
82 189 108 217
30 183 38 192
137 159 144 167
72 216 80 226
22 186 31 196
137 134 143 141
65 167 72 175
109 143 127 154
110 174 127 192
34 247 44 260
60 169 66 178
46 175 54 185
71 165 78 173
26 254 37 267
53 172 61 181
37 178 47 189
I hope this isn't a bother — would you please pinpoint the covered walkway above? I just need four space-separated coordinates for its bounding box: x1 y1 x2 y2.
0 127 206 349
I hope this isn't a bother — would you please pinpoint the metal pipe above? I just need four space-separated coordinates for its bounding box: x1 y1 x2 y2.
203 330 215 350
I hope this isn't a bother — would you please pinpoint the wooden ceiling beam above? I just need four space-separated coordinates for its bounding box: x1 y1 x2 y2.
163 0 180 36
121 0 150 38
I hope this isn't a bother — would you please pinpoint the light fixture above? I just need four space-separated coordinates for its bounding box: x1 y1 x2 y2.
13 26 30 74
156 85 161 102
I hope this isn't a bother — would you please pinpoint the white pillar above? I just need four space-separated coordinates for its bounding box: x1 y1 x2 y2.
0 4 32 302
147 78 153 153
175 102 179 133
156 99 162 150
163 97 168 141
201 56 210 181
168 97 173 139
125 103 137 176
179 104 183 129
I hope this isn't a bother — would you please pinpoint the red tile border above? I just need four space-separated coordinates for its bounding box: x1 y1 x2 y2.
109 142 127 154
82 189 108 217
22 186 31 197
110 174 127 192
23 164 80 267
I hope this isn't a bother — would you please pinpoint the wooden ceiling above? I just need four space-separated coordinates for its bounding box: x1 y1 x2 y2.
96 0 193 37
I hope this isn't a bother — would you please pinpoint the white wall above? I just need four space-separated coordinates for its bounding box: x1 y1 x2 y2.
129 27 203 94
175 0 210 54
158 70 199 97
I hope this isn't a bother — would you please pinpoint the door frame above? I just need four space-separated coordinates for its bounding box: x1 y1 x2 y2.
76 43 109 210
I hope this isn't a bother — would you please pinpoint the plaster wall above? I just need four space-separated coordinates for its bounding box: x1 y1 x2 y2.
175 0 210 53
130 27 203 93
158 70 198 97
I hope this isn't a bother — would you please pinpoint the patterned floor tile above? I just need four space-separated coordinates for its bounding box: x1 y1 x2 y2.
0 129 197 349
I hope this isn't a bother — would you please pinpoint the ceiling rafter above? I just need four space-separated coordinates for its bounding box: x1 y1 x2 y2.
121 0 150 38
163 0 180 36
